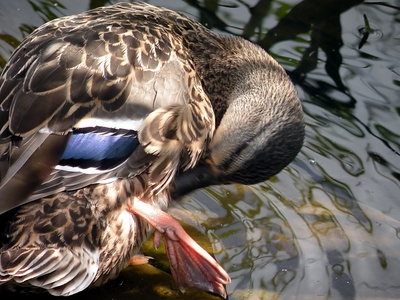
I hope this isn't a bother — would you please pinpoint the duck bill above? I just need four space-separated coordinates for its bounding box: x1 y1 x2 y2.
171 159 222 199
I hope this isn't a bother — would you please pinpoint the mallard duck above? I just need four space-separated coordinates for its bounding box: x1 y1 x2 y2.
0 2 304 298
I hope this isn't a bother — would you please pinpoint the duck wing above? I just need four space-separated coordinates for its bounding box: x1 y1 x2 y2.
0 3 215 214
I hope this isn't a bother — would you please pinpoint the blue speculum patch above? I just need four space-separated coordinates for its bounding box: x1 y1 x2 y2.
60 131 139 170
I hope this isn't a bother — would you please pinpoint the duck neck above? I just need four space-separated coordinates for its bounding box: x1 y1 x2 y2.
187 33 283 125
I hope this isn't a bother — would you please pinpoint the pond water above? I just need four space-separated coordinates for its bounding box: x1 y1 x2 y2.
1 0 400 299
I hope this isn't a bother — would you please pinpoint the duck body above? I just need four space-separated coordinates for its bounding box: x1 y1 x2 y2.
0 2 304 297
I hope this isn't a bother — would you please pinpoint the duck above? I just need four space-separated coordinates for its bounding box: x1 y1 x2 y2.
0 2 304 298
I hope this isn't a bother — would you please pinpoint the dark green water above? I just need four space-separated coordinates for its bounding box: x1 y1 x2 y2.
1 1 399 299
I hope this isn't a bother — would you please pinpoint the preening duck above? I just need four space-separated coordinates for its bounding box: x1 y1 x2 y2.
0 2 304 297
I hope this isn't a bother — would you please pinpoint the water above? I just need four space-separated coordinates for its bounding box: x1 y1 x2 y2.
1 1 399 299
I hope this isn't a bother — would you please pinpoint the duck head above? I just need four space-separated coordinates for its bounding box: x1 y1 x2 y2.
172 41 305 197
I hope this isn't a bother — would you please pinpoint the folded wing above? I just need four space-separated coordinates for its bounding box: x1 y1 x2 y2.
0 4 215 213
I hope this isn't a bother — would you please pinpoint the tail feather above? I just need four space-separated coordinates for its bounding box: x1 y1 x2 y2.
0 133 70 214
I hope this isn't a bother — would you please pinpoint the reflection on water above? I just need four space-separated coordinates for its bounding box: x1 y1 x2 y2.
1 0 400 299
